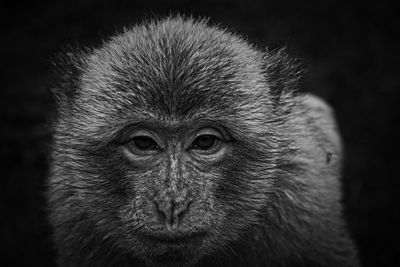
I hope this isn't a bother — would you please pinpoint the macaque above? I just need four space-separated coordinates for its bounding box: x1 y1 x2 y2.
48 16 359 267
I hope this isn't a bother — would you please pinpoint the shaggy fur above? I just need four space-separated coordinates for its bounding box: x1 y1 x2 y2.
48 16 359 266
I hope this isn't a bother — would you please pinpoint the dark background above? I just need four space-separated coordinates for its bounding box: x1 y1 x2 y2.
1 0 399 266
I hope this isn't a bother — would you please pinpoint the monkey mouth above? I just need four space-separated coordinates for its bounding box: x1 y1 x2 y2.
137 232 207 265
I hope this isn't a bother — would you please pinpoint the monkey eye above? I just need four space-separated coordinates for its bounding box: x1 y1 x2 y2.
129 136 160 151
190 135 219 151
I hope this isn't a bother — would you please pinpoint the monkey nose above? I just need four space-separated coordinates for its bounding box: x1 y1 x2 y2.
153 199 191 230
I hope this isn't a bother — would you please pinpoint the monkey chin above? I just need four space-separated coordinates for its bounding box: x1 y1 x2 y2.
146 249 200 267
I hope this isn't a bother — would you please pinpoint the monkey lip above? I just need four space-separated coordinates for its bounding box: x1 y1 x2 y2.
138 231 207 245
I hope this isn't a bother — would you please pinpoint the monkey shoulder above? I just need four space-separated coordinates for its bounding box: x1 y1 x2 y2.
301 93 342 150
288 93 343 169
277 95 359 266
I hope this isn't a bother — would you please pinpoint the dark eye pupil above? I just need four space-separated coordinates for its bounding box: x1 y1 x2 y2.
132 136 158 150
192 135 216 150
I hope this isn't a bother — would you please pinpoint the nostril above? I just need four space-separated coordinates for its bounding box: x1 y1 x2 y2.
153 200 169 222
174 200 192 219
153 199 191 228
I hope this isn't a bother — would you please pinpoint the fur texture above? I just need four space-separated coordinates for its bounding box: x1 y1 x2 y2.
48 16 359 266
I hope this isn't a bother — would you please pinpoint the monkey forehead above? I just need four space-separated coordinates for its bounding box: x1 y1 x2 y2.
79 17 271 117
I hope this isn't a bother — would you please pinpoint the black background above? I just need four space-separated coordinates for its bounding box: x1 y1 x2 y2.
1 0 399 266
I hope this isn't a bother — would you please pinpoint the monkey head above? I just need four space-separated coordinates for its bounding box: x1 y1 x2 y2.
49 17 330 266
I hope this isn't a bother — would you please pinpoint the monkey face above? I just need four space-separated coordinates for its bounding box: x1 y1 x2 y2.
69 95 279 265
50 17 290 266
116 125 232 264
75 109 278 265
